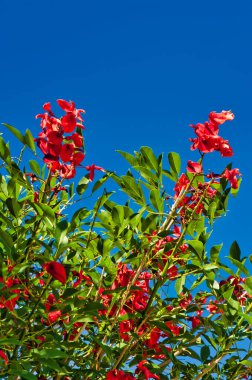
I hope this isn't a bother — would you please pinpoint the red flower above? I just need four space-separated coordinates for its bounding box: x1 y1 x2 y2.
219 139 233 157
35 138 49 155
119 319 134 341
72 151 85 166
70 132 83 147
206 302 219 314
36 99 86 179
34 191 39 203
146 328 161 350
45 293 57 311
179 293 193 309
85 164 105 181
0 350 8 365
59 164 76 179
188 316 201 328
208 110 234 126
43 102 52 112
57 99 75 112
48 310 62 323
186 160 202 173
43 262 67 284
135 361 160 380
190 111 234 156
61 113 77 133
222 168 241 189
47 130 63 145
60 143 75 162
166 321 181 336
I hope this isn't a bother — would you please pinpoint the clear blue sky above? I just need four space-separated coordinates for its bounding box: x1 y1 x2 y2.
0 0 251 264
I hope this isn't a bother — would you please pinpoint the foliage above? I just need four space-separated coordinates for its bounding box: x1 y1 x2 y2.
0 102 251 380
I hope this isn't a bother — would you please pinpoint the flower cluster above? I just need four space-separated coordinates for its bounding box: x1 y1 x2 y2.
99 264 151 315
190 110 234 156
0 263 29 311
106 361 160 380
35 99 85 179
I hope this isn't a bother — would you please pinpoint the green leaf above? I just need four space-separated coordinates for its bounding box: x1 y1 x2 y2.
208 201 217 223
92 174 110 193
140 146 158 172
62 287 79 299
149 189 163 212
24 129 36 151
188 240 204 258
168 152 181 177
133 166 159 185
243 277 252 296
210 244 223 263
162 168 177 182
230 240 241 261
6 197 21 217
37 203 55 222
36 349 67 358
240 360 252 367
29 160 41 176
200 345 210 362
76 175 89 195
2 123 25 144
175 275 185 294
222 286 234 302
0 229 14 248
121 176 145 204
0 136 11 164
202 264 219 271
70 207 89 229
42 358 62 372
0 338 20 345
241 313 252 325
55 219 68 245
223 286 240 310
18 372 37 380
117 150 137 166
227 257 249 276
112 205 124 225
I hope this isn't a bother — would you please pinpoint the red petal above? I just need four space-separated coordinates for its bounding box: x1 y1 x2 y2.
43 102 51 112
71 132 83 147
60 143 75 162
57 99 75 112
44 262 67 284
186 160 202 173
48 310 62 323
72 151 85 166
61 113 77 133
0 350 8 365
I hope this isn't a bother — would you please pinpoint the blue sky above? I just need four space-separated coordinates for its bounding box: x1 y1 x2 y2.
0 0 251 264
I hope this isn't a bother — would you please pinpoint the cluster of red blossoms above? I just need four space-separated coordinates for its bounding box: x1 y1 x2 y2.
106 360 160 380
99 263 152 341
0 262 29 311
190 110 234 156
171 110 242 219
35 99 85 179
